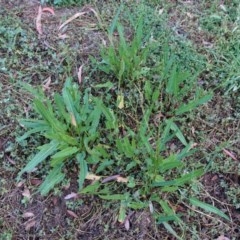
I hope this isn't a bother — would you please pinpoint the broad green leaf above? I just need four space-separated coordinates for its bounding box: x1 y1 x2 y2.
162 46 174 78
94 144 110 158
159 200 172 214
152 89 160 102
80 181 100 194
34 99 64 132
57 132 78 145
83 135 101 160
139 117 152 154
118 201 127 223
144 80 152 101
77 153 88 190
83 88 90 106
166 68 190 97
96 160 114 173
50 147 79 166
127 177 136 188
189 197 230 221
95 101 117 129
166 65 178 95
134 16 144 48
128 201 146 209
116 137 135 158
45 131 78 145
161 186 179 192
54 93 70 123
62 83 77 124
51 147 78 159
126 161 137 171
94 81 114 89
159 119 173 151
17 141 58 179
39 164 65 196
88 105 102 134
118 58 126 81
152 179 176 187
18 119 48 129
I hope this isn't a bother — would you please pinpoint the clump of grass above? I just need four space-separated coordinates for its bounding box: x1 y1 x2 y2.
17 4 231 239
17 78 117 195
98 16 150 88
17 74 228 239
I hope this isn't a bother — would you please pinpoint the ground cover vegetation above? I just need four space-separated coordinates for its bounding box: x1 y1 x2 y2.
0 0 239 239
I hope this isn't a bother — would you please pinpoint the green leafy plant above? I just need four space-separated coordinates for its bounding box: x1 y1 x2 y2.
17 76 222 238
78 104 229 239
17 78 116 195
16 6 224 238
97 15 151 89
91 37 214 236
91 10 153 109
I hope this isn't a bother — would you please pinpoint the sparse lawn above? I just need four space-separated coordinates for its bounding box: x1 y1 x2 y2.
0 1 239 239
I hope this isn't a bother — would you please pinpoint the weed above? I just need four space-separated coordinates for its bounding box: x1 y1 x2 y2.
16 5 218 237
97 16 151 89
17 78 116 195
17 73 215 238
9 0 238 238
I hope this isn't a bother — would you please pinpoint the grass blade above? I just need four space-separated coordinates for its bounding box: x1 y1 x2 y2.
34 99 64 132
54 93 70 123
109 3 123 37
158 199 182 223
77 153 88 190
39 164 65 196
162 222 182 240
160 156 183 173
168 120 188 146
62 80 78 125
189 197 230 221
152 169 204 187
16 125 49 142
99 194 126 201
175 169 204 186
80 181 100 194
19 81 45 100
176 94 212 115
157 215 181 223
51 147 79 166
17 141 59 179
